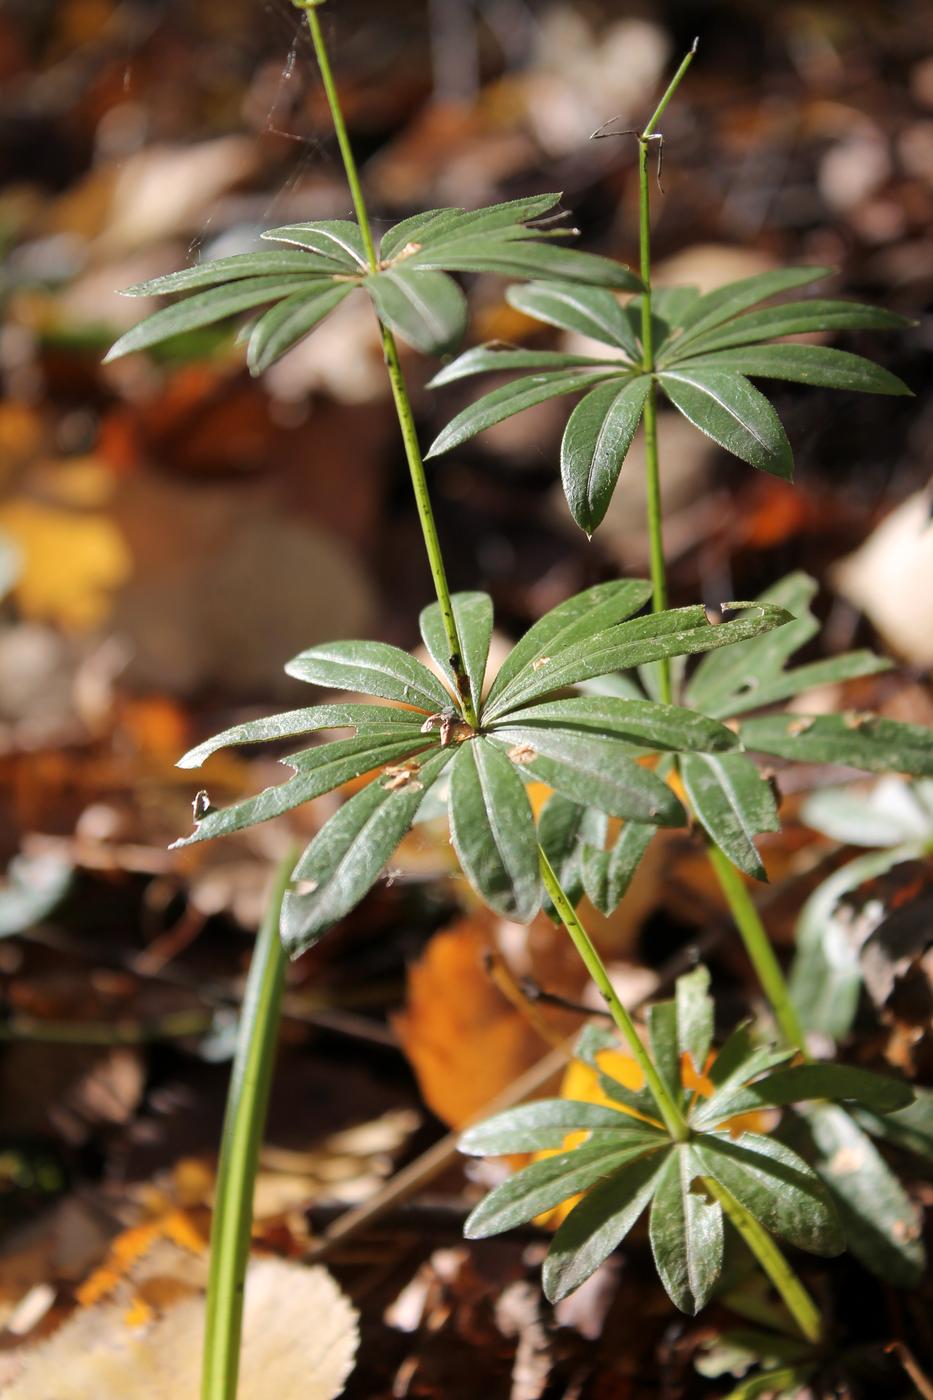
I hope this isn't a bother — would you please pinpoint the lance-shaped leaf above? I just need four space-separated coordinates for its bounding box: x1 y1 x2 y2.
681 751 780 882
465 1136 666 1239
647 1000 683 1102
459 1098 648 1156
246 282 354 373
583 820 655 916
855 1086 933 1161
447 738 541 921
120 248 347 296
178 703 431 769
802 776 933 848
542 1148 669 1301
693 1065 913 1129
496 696 739 754
487 728 685 825
738 713 933 776
484 578 652 714
712 652 892 720
800 1103 925 1286
692 1132 844 1257
419 591 492 714
670 299 912 358
706 1023 794 1100
261 218 368 268
506 280 640 355
280 747 452 955
379 195 561 261
676 964 715 1076
365 267 467 355
171 734 432 848
428 345 616 387
658 367 794 479
284 639 453 713
561 376 652 533
538 794 607 914
650 1144 724 1314
672 344 911 396
686 573 818 715
426 369 613 458
104 276 317 362
408 239 639 289
669 266 833 348
484 604 793 718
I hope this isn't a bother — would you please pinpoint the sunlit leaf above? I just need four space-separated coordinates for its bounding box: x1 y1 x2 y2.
739 713 933 775
680 752 780 881
459 1098 645 1155
673 344 911 396
650 1144 723 1313
365 267 467 355
284 639 453 713
426 370 613 458
246 282 353 373
104 277 315 361
448 737 541 921
506 280 640 355
658 367 793 478
178 703 432 769
561 376 652 534
261 218 368 268
120 249 346 296
419 591 492 713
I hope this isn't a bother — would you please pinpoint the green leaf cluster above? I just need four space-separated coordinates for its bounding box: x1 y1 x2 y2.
564 573 933 907
104 195 638 367
459 966 912 1305
427 271 911 533
175 584 792 954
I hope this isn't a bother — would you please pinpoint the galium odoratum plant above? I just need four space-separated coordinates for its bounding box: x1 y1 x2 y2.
106 7 927 1395
459 966 913 1327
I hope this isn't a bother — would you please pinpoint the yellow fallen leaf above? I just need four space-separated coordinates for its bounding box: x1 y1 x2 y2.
0 499 130 629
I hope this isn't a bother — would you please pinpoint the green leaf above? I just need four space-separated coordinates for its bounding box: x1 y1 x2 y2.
538 795 607 914
561 376 652 533
409 239 640 289
426 369 612 458
582 821 655 916
739 713 933 775
178 703 431 769
284 639 453 713
171 734 432 847
458 1098 644 1155
448 738 541 921
365 267 467 355
856 1085 933 1161
801 1103 925 1285
658 367 794 479
676 965 714 1075
378 207 454 260
670 299 912 358
483 579 652 714
246 282 353 373
489 696 739 754
542 1149 669 1300
686 572 818 715
707 1024 795 1100
422 194 562 240
669 267 832 346
647 1000 682 1100
673 344 911 396
789 846 919 1038
120 249 347 296
506 280 640 355
485 604 794 718
428 344 616 387
465 1137 664 1238
419 591 492 714
650 1145 724 1313
681 752 780 882
714 652 892 720
104 277 315 362
280 747 452 955
692 1132 845 1257
261 219 368 268
486 728 685 825
697 1064 913 1122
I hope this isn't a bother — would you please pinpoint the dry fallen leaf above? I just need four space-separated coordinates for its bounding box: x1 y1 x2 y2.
4 1257 358 1399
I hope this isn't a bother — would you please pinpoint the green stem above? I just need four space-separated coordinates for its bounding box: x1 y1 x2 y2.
302 1 476 725
636 42 697 706
539 846 688 1142
703 1176 823 1345
706 844 808 1056
201 851 295 1400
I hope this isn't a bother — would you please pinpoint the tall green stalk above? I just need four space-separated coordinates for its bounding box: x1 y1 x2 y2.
302 0 477 726
540 847 688 1142
201 851 295 1400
